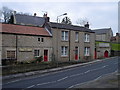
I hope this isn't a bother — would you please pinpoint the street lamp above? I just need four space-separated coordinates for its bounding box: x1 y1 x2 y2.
56 13 67 67
57 13 67 23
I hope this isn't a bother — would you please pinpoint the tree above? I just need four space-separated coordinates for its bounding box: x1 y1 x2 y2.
1 6 13 23
76 18 89 26
61 16 72 25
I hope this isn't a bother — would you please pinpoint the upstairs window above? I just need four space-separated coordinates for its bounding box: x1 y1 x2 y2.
38 38 40 41
84 33 90 42
41 38 44 42
38 37 44 43
75 32 79 42
61 31 69 41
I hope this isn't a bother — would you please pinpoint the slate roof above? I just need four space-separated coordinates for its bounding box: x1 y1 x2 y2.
92 28 112 34
1 24 51 36
14 14 45 27
49 22 94 33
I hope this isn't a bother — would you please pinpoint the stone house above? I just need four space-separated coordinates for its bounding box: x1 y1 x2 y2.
1 13 95 64
49 22 95 61
93 28 113 59
1 23 53 64
110 33 120 56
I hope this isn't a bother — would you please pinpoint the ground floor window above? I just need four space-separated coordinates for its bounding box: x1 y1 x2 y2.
7 50 16 59
84 47 90 56
61 46 68 56
34 49 40 57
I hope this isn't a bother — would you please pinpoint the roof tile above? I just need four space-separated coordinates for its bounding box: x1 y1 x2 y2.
1 24 51 36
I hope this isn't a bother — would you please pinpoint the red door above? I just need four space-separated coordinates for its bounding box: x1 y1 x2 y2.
44 50 48 61
94 48 97 59
104 50 108 58
75 47 79 60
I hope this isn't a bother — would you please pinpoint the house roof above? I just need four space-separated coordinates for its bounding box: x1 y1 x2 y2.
14 14 45 27
92 28 112 34
1 23 51 36
49 22 94 33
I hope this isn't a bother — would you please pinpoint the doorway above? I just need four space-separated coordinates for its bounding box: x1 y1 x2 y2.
44 50 48 61
75 47 79 60
104 50 108 58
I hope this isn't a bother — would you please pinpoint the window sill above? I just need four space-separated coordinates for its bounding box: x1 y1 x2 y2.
61 56 68 58
75 41 79 43
61 40 69 42
84 41 90 43
84 55 90 56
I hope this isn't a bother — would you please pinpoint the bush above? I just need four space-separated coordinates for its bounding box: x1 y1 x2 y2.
35 56 43 63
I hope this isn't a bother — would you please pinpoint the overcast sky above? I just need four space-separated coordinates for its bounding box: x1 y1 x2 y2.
1 0 119 35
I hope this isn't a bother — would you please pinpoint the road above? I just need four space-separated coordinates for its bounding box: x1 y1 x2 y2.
2 57 119 90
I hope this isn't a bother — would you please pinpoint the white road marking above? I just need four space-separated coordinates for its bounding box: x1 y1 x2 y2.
27 85 35 88
57 76 68 81
84 70 91 73
37 82 51 86
69 73 82 77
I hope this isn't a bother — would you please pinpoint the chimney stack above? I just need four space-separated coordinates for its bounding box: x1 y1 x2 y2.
43 13 50 22
84 22 89 28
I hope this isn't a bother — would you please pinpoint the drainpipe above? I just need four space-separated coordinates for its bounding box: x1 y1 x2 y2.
16 35 17 61
69 30 71 61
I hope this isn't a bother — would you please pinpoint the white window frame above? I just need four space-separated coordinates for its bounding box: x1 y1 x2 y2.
84 33 90 42
75 32 79 42
84 47 90 56
61 31 69 41
34 49 40 57
61 46 68 56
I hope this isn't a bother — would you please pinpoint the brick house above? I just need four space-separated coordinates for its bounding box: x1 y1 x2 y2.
93 28 113 59
1 23 53 64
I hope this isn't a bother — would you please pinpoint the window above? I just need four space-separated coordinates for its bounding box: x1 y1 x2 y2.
38 37 44 42
38 38 40 41
61 46 68 56
84 47 90 56
61 31 69 41
34 49 40 57
75 32 79 42
85 33 90 42
41 38 44 42
7 51 16 59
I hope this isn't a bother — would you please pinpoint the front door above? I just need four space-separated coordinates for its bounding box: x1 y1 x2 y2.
44 50 48 61
94 48 97 59
104 50 108 58
75 47 79 60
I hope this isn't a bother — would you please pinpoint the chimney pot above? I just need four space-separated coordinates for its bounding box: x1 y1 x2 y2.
34 13 37 16
84 22 89 28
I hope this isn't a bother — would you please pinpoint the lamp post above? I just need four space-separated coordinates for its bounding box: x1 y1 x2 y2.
56 13 67 67
57 13 67 23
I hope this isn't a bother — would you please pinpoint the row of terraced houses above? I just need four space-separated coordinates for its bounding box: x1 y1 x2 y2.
0 13 119 65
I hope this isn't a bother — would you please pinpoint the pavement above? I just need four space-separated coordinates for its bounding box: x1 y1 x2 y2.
1 56 118 81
